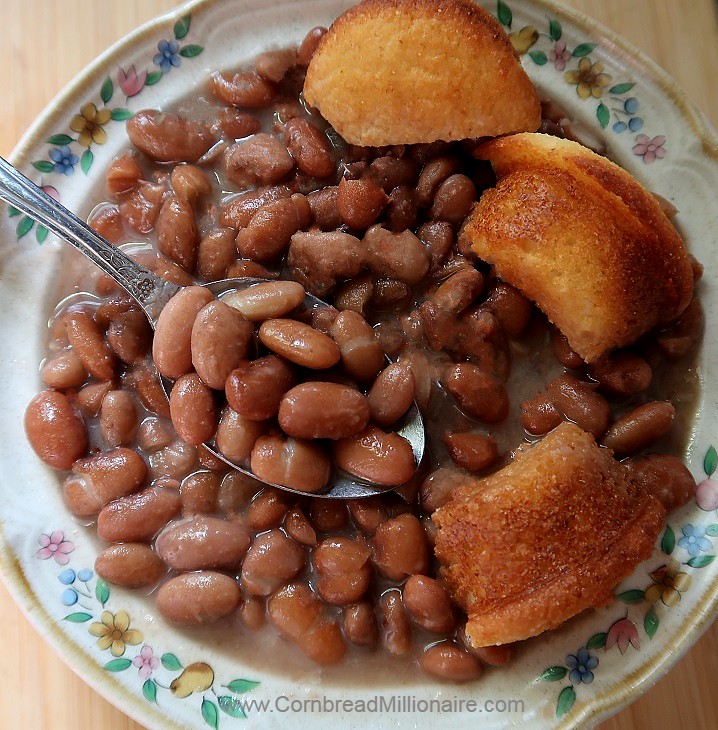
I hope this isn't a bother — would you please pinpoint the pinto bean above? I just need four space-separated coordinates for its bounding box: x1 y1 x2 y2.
588 353 653 396
484 283 533 338
225 356 295 421
224 281 306 322
334 426 415 486
379 589 412 655
625 453 696 512
226 259 279 279
420 642 482 682
314 537 372 605
220 185 292 229
363 225 429 285
284 507 317 546
520 392 562 435
118 182 164 234
169 373 218 446
348 497 388 533
217 470 262 515
552 329 585 369
41 350 87 390
25 390 88 470
373 514 429 580
418 221 454 273
65 311 116 380
148 439 198 481
330 310 385 382
337 177 387 229
268 583 321 641
344 602 378 647
197 228 237 281
106 155 143 197
89 204 125 244
657 297 704 360
309 500 348 532
240 598 266 630
546 374 611 438
191 301 253 389
137 418 174 454
225 134 294 188
77 380 114 417
180 472 220 515
246 487 291 530
369 155 418 192
255 48 297 83
297 26 327 66
259 319 340 369
334 274 374 315
307 186 342 230
95 543 165 588
171 164 212 206
99 390 137 447
367 363 415 427
216 108 262 139
216 407 270 463
107 310 152 364
603 401 676 457
285 118 335 178
122 363 170 418
416 156 461 207
420 467 466 513
210 71 277 108
241 529 306 596
429 174 476 227
445 363 509 424
97 484 181 542
279 382 370 439
127 110 215 162
157 195 197 272
157 572 241 625
250 433 331 493
444 433 498 472
403 575 455 633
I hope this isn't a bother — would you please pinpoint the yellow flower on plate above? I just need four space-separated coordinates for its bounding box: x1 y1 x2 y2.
645 558 692 607
564 57 612 99
89 610 143 657
70 102 112 147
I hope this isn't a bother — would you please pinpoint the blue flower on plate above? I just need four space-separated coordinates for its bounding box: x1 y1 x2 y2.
678 524 712 557
61 588 78 606
566 647 598 684
49 146 78 176
58 568 76 585
77 568 94 582
153 39 181 74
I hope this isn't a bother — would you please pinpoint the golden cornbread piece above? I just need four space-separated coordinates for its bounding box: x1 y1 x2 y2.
303 0 541 146
433 423 665 648
460 133 694 362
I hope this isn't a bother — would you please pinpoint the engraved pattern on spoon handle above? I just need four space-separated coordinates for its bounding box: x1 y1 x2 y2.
0 156 179 323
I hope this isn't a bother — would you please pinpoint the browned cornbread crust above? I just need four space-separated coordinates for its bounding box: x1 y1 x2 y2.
433 423 665 647
303 0 541 145
460 133 694 362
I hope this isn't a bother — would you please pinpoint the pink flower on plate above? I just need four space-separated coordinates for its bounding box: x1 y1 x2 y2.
549 40 572 71
605 617 640 654
41 185 60 202
633 134 667 164
117 65 147 98
696 478 718 511
36 531 75 565
133 645 160 679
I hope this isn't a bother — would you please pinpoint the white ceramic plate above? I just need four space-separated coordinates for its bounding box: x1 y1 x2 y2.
1 1 716 728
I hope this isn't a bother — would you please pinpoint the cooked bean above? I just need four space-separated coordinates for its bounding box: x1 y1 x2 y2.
379 590 412 655
224 281 306 322
220 185 292 229
65 311 116 380
314 537 372 605
386 184 418 232
77 380 114 417
300 618 347 665
484 283 533 338
259 319 340 369
157 195 197 272
210 71 277 108
444 433 498 472
444 363 509 424
89 204 125 244
157 572 241 625
217 470 261 515
127 110 215 162
458 628 515 665
368 363 415 427
256 48 297 82
95 293 136 328
403 575 455 633
156 515 250 571
225 133 293 188
546 374 610 438
107 310 152 364
180 471 220 515
603 401 676 457
63 447 147 516
348 497 388 533
41 350 87 390
420 467 466 513
250 433 330 493
170 374 218 446
588 353 653 396
95 543 165 587
268 583 321 641
171 164 212 206
216 407 270 464
284 507 317 546
552 329 585 368
246 487 291 530
226 259 279 279
369 155 418 192
279 382 370 439
153 286 213 379
240 598 266 630
148 439 198 481
216 108 262 139
419 220 454 273
122 363 170 418
307 186 342 230
147 251 195 286
97 484 181 542
24 390 88 470
520 392 562 435
334 426 415 486
373 514 429 581
344 602 378 647
106 155 143 197
241 529 306 596
310 500 349 532
197 228 237 281
118 182 165 234
285 118 335 178
363 226 429 285
416 156 461 207
198 446 230 473
236 194 311 261
429 174 476 226
420 642 482 682
297 26 327 66
191 301 253 389
625 453 695 512
337 177 387 229
100 390 137 446
225 356 295 420
334 275 374 314
330 310 385 382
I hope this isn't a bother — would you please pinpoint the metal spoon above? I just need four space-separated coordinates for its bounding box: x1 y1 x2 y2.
0 155 425 498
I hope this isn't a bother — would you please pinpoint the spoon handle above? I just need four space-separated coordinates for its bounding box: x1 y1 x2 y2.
0 156 179 323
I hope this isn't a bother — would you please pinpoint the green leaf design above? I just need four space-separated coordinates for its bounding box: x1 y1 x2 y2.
616 589 645 604
16 216 34 239
705 446 717 477
174 14 191 40
47 134 74 146
529 50 548 65
8 205 20 217
100 76 114 105
143 679 158 704
81 149 94 175
145 70 163 86
705 524 718 537
36 224 49 244
644 607 659 639
63 611 93 623
161 653 183 671
179 44 204 58
95 578 110 607
539 666 568 681
688 554 716 568
111 108 133 121
572 42 596 57
597 102 610 128
497 0 512 28
202 698 219 729
608 82 636 94
218 695 247 718
104 658 132 672
32 161 54 173
586 632 607 650
556 686 576 717
226 679 260 694
661 524 675 555
549 18 562 41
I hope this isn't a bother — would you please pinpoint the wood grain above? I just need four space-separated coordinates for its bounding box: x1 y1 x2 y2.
1 1 717 728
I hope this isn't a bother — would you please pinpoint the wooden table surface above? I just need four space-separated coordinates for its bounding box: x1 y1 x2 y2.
2 0 718 728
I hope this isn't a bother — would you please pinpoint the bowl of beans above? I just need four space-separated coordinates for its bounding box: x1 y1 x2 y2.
1 0 717 728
